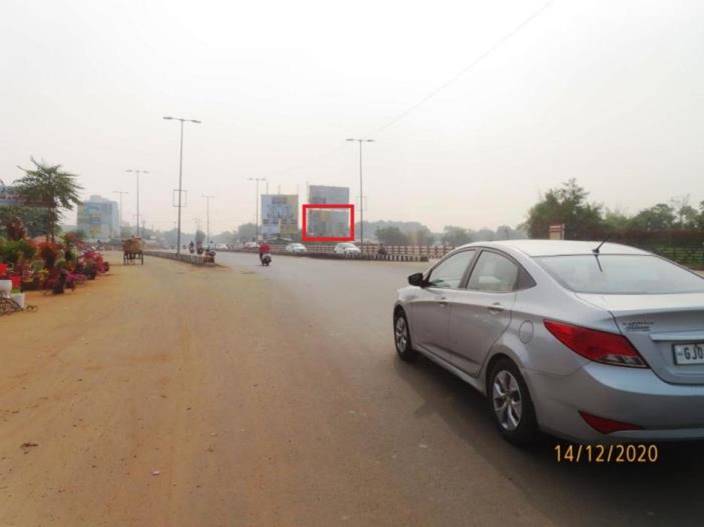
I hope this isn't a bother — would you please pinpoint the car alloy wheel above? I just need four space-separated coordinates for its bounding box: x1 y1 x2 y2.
488 358 538 444
492 370 522 431
395 316 408 351
394 312 417 361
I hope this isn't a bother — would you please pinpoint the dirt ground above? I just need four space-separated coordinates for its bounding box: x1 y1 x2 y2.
0 255 271 526
0 253 551 527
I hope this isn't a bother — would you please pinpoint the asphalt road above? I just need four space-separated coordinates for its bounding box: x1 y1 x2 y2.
216 251 704 527
3 252 703 526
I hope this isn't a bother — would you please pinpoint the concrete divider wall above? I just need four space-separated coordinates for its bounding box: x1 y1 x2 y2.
143 251 214 266
220 248 430 262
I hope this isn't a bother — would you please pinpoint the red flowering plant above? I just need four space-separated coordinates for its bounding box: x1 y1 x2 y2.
37 241 63 269
80 249 110 275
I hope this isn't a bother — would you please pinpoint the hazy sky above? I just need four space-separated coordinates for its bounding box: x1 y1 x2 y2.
2 0 703 233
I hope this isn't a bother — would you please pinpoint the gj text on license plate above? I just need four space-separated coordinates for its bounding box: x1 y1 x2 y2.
673 343 704 365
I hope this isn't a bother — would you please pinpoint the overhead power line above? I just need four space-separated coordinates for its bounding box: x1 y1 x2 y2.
371 0 554 134
268 1 554 182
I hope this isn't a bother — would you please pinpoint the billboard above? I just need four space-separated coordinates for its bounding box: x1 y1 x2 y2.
308 185 349 204
306 185 350 239
261 194 299 239
302 204 354 242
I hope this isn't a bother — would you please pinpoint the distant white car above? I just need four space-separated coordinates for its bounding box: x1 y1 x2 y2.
244 241 260 249
215 243 228 250
285 243 307 254
334 242 361 256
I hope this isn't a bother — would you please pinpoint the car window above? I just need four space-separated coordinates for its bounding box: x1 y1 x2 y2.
426 250 475 289
466 251 519 292
536 254 704 294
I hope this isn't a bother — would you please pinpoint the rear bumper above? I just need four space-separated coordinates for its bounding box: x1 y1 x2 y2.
526 363 704 442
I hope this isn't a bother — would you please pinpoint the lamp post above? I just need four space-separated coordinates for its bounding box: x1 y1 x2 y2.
163 116 201 254
247 177 267 240
125 170 148 236
346 138 374 249
112 190 129 238
202 194 214 244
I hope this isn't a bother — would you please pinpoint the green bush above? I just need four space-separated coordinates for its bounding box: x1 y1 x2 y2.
0 239 36 265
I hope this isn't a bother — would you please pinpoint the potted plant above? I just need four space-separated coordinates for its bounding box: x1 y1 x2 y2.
0 256 10 298
0 277 10 298
10 287 25 308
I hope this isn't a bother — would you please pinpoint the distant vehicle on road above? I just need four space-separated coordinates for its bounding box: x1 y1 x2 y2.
214 243 228 250
244 241 260 249
393 240 704 444
285 243 307 254
334 242 361 256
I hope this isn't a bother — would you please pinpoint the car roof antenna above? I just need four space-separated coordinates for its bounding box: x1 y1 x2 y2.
592 236 610 255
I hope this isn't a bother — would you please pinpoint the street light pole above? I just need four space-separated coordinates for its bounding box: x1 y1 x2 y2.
126 169 149 236
346 138 374 249
112 190 129 238
202 194 214 244
163 116 201 254
247 177 266 240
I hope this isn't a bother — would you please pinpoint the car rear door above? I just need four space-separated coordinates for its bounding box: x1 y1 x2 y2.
408 250 476 362
448 250 519 375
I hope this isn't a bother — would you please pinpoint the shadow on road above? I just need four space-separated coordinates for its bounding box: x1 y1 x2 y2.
393 354 704 527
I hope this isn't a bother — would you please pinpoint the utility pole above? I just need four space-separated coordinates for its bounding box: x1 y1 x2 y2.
126 169 149 236
247 177 267 240
202 194 214 243
346 138 374 249
163 116 201 254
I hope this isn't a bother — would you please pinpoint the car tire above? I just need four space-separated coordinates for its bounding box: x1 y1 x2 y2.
394 311 418 362
487 358 539 445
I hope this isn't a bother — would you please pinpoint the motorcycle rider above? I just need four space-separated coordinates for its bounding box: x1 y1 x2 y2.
258 240 271 264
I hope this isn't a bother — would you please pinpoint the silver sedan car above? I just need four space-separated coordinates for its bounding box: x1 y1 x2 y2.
393 240 704 444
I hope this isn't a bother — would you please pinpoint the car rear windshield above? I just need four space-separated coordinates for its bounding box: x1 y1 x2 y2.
535 254 704 294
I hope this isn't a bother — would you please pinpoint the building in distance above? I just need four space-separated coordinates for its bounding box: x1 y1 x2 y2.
77 195 119 241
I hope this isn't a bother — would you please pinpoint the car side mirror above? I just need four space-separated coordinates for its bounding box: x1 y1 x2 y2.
408 272 425 287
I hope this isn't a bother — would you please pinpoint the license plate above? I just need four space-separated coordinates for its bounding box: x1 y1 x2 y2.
673 343 704 365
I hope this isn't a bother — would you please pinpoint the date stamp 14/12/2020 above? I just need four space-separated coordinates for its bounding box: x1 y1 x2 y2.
555 443 659 463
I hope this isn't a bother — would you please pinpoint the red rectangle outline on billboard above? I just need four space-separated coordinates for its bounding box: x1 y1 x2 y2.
301 203 355 242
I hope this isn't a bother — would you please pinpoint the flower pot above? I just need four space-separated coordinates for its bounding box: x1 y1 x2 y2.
0 279 12 298
11 292 25 309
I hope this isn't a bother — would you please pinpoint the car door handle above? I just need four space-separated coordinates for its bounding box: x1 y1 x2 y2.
487 302 504 314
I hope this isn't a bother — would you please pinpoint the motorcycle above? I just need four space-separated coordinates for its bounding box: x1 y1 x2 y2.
261 253 272 266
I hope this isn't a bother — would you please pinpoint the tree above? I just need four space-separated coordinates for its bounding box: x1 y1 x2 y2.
698 201 704 230
0 205 50 239
630 203 676 231
669 195 699 229
237 223 257 242
603 208 631 232
441 225 473 246
525 179 604 239
408 226 434 245
474 228 495 241
14 158 82 241
375 226 409 245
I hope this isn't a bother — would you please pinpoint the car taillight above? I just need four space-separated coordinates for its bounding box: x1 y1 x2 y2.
579 411 642 434
544 320 648 368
